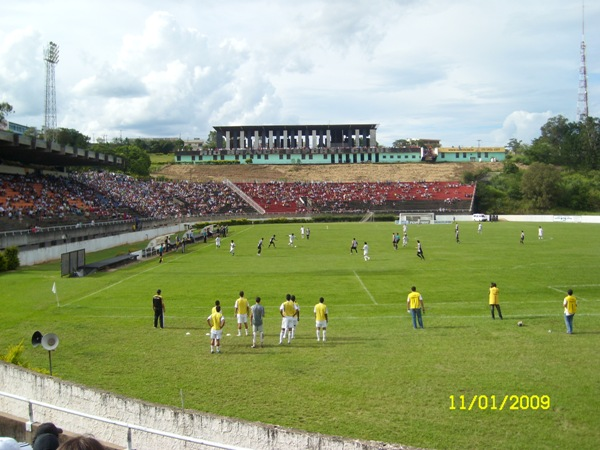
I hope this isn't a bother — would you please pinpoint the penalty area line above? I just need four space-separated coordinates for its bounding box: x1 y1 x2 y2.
353 271 378 305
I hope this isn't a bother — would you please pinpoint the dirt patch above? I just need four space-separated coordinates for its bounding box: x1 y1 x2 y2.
156 162 502 183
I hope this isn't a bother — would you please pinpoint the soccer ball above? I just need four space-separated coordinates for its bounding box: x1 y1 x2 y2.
517 321 523 327
294 245 297 248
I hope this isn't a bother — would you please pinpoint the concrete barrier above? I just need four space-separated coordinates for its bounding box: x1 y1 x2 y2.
0 363 409 450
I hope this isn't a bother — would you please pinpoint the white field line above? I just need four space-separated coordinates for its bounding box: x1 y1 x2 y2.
353 271 378 305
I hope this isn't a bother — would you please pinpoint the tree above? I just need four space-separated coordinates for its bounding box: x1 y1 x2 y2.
56 128 91 148
112 145 151 176
203 131 217 149
0 102 14 130
520 162 561 210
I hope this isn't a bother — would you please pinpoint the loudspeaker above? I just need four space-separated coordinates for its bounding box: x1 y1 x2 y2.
31 331 43 347
41 333 59 351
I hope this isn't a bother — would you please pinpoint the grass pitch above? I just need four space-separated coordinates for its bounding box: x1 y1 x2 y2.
3 221 600 449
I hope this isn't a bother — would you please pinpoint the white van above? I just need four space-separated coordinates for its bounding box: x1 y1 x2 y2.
473 213 488 222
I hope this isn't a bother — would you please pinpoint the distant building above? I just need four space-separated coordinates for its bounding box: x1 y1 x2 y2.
437 147 506 163
174 123 443 165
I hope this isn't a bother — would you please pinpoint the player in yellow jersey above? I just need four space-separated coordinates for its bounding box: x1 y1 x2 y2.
563 289 577 334
207 305 225 353
234 291 250 336
407 286 425 329
488 282 502 320
279 294 298 344
314 297 329 342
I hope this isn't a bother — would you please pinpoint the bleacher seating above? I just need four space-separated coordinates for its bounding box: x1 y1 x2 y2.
1 173 475 231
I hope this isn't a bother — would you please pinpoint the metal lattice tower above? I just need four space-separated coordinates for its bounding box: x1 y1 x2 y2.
577 2 589 121
43 41 59 136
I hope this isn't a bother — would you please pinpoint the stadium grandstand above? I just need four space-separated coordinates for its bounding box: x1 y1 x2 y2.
174 124 506 165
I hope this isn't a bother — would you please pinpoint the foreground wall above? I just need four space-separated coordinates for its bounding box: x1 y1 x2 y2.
0 363 408 450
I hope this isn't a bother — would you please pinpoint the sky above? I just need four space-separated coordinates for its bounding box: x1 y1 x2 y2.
1 0 598 148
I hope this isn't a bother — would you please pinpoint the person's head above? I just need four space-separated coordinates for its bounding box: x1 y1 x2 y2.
364 242 367 244
239 290 244 297
291 295 296 302
215 300 220 307
57 435 105 450
568 289 573 296
417 240 420 243
255 296 261 303
286 293 291 300
156 289 161 295
411 286 416 292
33 422 63 450
215 305 221 312
319 297 325 303
491 282 496 287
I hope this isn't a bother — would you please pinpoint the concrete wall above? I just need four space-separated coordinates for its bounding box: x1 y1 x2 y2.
15 224 187 266
435 214 600 224
0 363 408 450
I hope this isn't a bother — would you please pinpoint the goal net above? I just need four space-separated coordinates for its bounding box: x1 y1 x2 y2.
398 212 435 224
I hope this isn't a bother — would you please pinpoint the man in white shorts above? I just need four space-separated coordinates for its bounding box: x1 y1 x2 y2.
207 305 225 353
291 294 300 339
234 291 250 336
314 297 328 342
279 294 298 344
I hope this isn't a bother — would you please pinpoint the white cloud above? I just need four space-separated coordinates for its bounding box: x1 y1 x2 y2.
1 0 599 145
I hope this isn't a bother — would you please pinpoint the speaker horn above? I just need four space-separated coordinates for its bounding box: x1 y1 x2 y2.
41 333 59 351
32 331 43 348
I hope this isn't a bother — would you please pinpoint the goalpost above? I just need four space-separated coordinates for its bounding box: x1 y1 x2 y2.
398 212 435 224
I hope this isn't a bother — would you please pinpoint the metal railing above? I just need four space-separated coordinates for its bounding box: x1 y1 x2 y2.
0 391 251 450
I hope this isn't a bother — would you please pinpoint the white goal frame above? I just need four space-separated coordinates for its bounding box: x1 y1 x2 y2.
398 212 435 224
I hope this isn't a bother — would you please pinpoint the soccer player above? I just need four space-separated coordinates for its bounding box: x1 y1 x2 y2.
455 228 460 244
351 238 358 254
152 289 165 329
290 294 300 339
215 236 221 248
301 226 305 239
279 294 298 344
563 289 577 334
416 240 425 260
234 291 250 336
363 242 370 261
520 231 525 244
478 223 482 234
306 227 311 240
402 233 408 248
538 226 544 240
268 234 276 248
257 238 263 256
229 240 236 255
488 282 503 319
250 297 265 348
314 297 328 342
288 233 296 247
207 305 225 353
407 286 425 329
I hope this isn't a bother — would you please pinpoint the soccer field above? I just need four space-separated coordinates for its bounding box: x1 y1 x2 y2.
3 221 600 449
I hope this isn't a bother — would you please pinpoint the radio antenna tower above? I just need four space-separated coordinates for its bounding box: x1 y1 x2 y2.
577 2 589 121
43 41 59 139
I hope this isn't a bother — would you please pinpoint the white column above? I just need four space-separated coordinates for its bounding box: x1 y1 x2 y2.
239 130 245 149
225 131 231 150
311 130 317 149
268 130 274 149
253 131 259 149
283 130 288 149
326 130 331 149
355 129 360 148
297 130 303 148
370 128 377 148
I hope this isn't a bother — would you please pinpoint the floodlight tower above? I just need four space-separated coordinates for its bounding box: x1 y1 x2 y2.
577 2 589 121
43 41 59 139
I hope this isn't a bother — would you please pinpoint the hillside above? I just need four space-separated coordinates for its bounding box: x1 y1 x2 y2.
156 162 502 183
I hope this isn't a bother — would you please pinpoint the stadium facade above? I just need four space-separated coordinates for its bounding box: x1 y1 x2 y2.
174 123 506 165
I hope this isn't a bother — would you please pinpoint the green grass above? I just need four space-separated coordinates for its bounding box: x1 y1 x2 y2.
3 221 600 449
